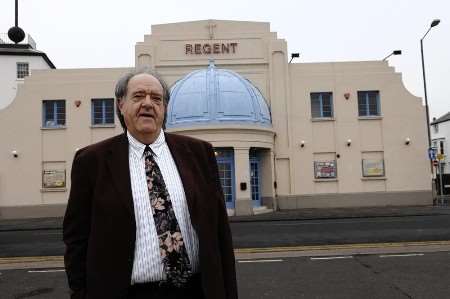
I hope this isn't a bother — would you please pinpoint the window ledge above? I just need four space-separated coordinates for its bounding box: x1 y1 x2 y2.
358 116 383 120
41 126 67 130
41 188 67 193
314 178 338 182
90 124 116 128
361 177 387 181
311 117 335 122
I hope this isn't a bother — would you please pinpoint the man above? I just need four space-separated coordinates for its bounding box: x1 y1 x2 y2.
63 68 237 299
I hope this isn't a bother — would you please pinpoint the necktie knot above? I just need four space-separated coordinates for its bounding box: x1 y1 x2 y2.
143 145 154 158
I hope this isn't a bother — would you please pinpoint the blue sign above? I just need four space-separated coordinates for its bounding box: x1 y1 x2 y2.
428 148 437 160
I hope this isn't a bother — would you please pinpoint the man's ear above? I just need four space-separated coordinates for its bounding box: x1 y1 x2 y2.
117 98 124 113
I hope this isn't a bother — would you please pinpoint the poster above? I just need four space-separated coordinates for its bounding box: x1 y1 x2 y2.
42 169 66 188
362 159 385 177
314 161 337 179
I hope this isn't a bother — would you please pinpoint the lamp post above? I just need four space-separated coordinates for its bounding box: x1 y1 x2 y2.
420 19 440 200
382 50 402 61
421 19 440 151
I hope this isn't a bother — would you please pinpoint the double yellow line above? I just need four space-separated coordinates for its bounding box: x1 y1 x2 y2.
235 240 450 254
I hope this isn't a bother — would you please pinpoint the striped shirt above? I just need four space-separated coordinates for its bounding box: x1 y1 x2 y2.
127 130 199 284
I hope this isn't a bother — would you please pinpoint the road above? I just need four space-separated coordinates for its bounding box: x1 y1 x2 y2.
1 214 450 297
2 214 450 257
1 245 450 298
231 214 450 248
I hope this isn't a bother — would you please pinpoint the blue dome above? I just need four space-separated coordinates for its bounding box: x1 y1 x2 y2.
166 61 272 128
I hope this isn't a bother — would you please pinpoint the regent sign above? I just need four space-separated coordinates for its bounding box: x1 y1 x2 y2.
185 43 238 55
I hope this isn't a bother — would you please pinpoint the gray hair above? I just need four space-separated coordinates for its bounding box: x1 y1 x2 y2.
115 67 170 131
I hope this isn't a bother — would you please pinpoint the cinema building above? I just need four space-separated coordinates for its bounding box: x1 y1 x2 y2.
0 20 431 218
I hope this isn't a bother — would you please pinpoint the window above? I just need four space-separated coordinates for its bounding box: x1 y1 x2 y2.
43 100 66 127
92 98 114 125
440 140 445 155
358 90 380 116
311 92 333 118
17 62 29 79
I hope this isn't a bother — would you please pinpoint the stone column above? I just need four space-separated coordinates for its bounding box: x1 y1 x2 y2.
234 147 252 216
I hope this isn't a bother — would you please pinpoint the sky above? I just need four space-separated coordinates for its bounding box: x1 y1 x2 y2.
1 0 449 119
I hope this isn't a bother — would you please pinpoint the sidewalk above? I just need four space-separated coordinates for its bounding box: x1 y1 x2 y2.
1 205 450 231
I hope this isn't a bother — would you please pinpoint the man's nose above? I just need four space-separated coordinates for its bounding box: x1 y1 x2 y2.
141 94 154 106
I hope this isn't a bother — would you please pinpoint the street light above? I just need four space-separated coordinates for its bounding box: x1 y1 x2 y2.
382 50 402 61
421 19 440 151
289 53 300 63
420 19 440 200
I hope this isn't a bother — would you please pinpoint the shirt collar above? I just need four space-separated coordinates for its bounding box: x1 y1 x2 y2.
127 129 165 158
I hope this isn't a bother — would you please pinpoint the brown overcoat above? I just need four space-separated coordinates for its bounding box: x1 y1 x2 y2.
63 132 237 299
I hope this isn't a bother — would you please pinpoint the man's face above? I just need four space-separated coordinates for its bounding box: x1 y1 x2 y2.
119 73 165 144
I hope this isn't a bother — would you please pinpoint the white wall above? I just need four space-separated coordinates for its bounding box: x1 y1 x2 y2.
0 55 51 110
431 119 450 174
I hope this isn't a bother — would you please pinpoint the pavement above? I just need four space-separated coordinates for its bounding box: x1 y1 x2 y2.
1 205 450 231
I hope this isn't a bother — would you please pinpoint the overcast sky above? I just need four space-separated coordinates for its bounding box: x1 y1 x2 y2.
1 0 448 119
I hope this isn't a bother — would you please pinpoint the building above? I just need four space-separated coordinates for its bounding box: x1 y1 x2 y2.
0 20 431 219
431 112 450 195
0 33 55 109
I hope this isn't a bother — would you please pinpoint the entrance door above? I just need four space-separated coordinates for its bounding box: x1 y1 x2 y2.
214 149 235 209
250 151 261 207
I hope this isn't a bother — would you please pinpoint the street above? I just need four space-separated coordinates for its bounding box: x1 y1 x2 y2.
1 211 450 298
2 214 450 257
1 247 450 298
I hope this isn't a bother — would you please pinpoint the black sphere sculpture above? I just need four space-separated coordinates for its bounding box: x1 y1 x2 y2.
8 26 25 44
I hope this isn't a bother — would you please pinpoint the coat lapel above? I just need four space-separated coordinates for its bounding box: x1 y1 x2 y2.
165 133 199 227
106 133 135 217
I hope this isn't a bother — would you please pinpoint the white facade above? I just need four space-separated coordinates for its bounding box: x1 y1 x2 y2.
0 20 432 219
0 55 53 109
431 114 450 174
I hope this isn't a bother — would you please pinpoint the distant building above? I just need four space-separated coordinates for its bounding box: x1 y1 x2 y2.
0 20 431 219
0 33 55 109
431 112 450 195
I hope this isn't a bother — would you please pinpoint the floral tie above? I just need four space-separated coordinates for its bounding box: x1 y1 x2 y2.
144 145 192 287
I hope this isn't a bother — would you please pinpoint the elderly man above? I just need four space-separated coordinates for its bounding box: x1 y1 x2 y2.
63 68 237 299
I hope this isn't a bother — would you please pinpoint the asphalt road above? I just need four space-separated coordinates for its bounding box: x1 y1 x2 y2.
1 214 450 257
231 214 450 248
1 250 450 298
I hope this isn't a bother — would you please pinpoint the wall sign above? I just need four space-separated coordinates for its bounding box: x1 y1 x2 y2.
185 42 238 55
42 169 66 188
362 159 385 177
314 161 337 179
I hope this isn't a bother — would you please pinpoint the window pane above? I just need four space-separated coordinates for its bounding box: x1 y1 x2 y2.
357 92 366 116
310 93 321 118
43 101 54 126
368 91 379 115
322 93 333 117
92 100 103 124
104 99 114 124
56 101 66 125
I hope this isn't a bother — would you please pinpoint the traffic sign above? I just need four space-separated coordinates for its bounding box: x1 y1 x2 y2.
433 160 439 167
437 153 445 161
428 148 437 160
